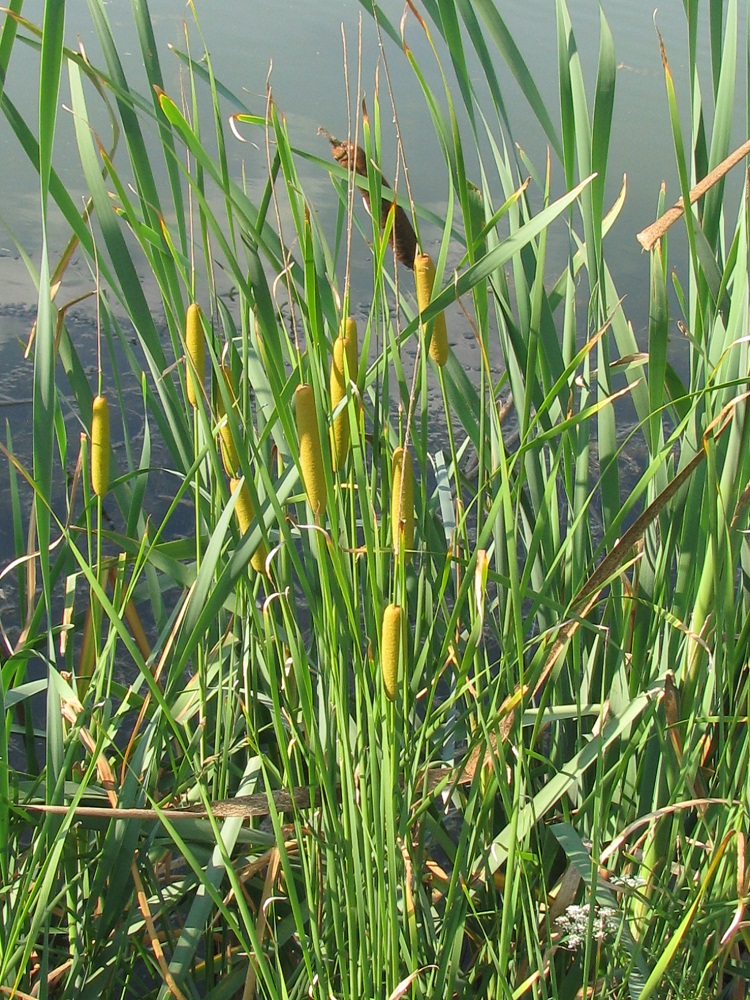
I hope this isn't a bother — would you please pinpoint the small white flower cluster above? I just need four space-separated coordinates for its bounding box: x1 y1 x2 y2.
555 902 620 950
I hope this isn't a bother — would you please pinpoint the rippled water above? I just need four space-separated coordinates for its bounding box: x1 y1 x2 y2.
0 0 726 335
0 0 737 564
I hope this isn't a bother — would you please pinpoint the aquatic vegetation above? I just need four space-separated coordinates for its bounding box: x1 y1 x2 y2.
229 477 268 576
0 1 748 998
329 316 358 472
216 363 242 477
90 394 110 498
390 445 415 563
414 251 448 366
184 302 205 410
380 602 405 703
295 382 327 519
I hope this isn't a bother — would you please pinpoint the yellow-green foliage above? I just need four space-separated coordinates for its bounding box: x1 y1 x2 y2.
185 302 205 408
391 446 415 563
216 364 241 477
381 603 404 702
230 477 268 575
414 252 448 367
296 383 327 518
330 316 358 471
91 394 110 498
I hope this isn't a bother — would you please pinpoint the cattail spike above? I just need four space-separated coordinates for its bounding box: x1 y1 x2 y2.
296 383 327 518
414 253 448 366
330 317 358 472
91 394 110 498
230 477 268 575
381 603 405 702
185 303 205 408
340 315 358 355
391 446 415 564
216 364 241 477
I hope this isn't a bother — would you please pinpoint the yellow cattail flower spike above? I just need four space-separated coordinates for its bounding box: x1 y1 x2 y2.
91 394 110 498
414 252 448 367
296 383 327 518
216 364 241 477
381 603 405 702
330 317 358 471
185 302 205 408
391 446 415 564
230 478 268 575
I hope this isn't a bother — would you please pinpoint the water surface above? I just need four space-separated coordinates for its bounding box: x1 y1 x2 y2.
0 1 740 469
0 0 731 332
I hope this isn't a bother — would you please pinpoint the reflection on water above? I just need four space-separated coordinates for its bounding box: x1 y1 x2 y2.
0 0 722 339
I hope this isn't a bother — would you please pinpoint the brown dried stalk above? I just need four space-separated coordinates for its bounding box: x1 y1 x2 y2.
637 137 750 251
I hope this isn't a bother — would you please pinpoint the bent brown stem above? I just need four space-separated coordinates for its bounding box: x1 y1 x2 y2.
637 136 750 251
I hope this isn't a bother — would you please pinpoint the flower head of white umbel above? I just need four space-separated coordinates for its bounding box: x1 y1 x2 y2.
555 902 620 950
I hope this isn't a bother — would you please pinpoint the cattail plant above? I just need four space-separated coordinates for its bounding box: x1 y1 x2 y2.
216 364 241 477
329 317 358 472
414 252 448 367
296 383 327 518
90 394 110 498
391 446 415 564
184 302 205 408
381 603 405 702
230 477 268 575
323 132 417 269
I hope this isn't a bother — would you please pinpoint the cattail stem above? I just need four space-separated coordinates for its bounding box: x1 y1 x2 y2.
78 565 109 700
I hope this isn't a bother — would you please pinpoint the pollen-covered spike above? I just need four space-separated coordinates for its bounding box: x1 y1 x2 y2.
381 603 405 702
391 446 415 564
216 364 241 477
91 394 110 498
330 317 358 472
230 477 268 575
185 303 205 408
296 383 327 518
414 253 448 366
